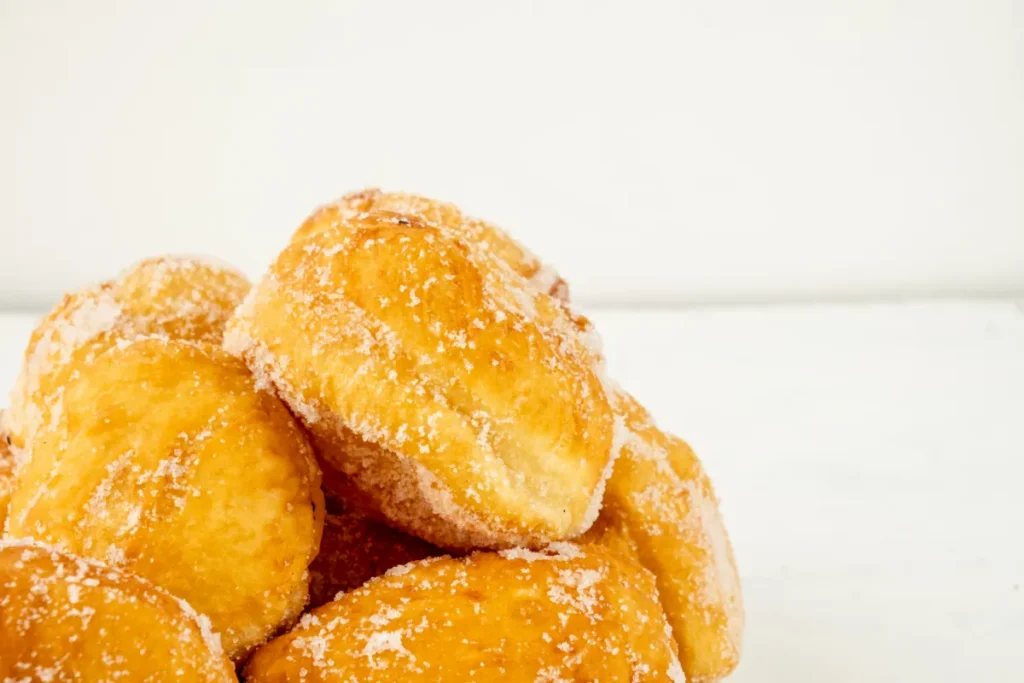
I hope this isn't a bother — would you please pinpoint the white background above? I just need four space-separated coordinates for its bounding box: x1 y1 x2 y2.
2 3 1023 682
2 0 1022 307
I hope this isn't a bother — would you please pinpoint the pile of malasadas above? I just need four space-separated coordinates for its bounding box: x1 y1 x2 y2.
0 189 744 682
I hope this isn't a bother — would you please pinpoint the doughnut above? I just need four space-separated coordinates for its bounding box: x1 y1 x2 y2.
5 337 324 659
0 539 236 682
308 505 439 608
6 255 250 450
0 415 14 532
245 544 685 682
293 188 569 300
583 392 744 682
226 211 614 550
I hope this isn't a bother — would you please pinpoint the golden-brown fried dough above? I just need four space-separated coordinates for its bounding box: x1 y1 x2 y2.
6 255 250 450
5 338 324 659
308 507 439 608
245 544 684 682
294 188 569 300
0 415 14 532
583 392 744 682
227 212 614 550
297 189 605 367
0 539 237 682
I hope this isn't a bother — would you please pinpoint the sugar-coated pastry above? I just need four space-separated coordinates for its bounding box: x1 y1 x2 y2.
0 415 14 532
294 189 605 390
112 255 250 340
0 539 237 682
293 188 569 300
583 392 744 682
5 338 324 659
245 544 684 682
226 212 614 550
308 506 439 608
6 255 250 450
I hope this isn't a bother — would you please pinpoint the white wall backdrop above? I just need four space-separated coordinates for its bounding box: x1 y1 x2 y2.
1 0 1022 307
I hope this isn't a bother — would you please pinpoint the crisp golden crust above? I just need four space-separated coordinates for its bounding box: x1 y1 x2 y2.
308 509 439 608
583 392 744 682
245 544 684 682
293 189 569 300
0 415 13 533
5 338 324 659
6 255 250 450
0 539 237 682
226 212 613 550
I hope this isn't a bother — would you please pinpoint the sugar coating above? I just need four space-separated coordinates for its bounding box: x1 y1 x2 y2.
245 545 685 682
293 188 570 301
5 287 122 449
584 392 744 682
0 539 235 682
572 420 624 539
6 255 250 451
0 197 745 680
5 337 324 660
227 209 614 550
497 541 583 563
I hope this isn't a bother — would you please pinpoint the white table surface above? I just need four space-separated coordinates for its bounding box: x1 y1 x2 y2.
2 300 1022 682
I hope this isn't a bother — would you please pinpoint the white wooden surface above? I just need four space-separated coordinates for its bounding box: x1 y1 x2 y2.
1 300 1022 681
